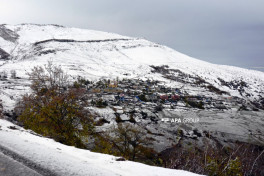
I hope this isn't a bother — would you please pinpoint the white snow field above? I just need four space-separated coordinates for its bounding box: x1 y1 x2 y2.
0 119 202 176
0 24 263 105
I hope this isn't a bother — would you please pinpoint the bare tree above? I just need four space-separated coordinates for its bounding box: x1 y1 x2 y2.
110 123 152 161
27 61 69 95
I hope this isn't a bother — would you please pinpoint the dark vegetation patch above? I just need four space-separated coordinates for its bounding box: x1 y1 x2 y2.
0 48 10 60
37 49 57 56
96 118 110 126
34 38 132 46
159 140 264 176
151 65 229 95
185 99 205 109
93 123 159 165
218 78 248 96
206 85 229 95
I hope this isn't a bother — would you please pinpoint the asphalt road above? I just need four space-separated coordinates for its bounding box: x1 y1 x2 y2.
0 152 41 176
0 144 57 176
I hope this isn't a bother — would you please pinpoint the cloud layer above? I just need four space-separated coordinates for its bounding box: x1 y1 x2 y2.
0 0 263 71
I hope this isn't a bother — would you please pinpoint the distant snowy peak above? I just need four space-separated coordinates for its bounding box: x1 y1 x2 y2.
0 24 264 104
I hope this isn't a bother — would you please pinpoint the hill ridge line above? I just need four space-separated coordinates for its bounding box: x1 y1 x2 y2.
34 38 137 46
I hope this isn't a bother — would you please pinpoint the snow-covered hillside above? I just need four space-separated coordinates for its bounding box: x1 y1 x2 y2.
0 23 263 142
0 23 263 105
0 23 263 175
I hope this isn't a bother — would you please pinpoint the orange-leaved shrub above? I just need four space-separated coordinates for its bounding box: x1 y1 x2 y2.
16 62 94 148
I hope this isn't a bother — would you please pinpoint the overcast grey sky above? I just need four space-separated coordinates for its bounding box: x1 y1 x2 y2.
1 0 264 71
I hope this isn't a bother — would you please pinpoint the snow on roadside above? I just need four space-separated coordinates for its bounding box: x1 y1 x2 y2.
0 119 202 176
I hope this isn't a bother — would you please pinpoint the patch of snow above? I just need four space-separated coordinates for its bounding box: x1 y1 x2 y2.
0 119 202 176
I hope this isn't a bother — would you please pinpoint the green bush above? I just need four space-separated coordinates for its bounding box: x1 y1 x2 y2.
225 157 242 176
206 157 220 176
17 62 94 148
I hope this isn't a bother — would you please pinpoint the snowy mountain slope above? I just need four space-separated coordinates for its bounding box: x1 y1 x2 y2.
0 119 202 176
0 24 264 148
0 24 263 104
0 24 263 175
